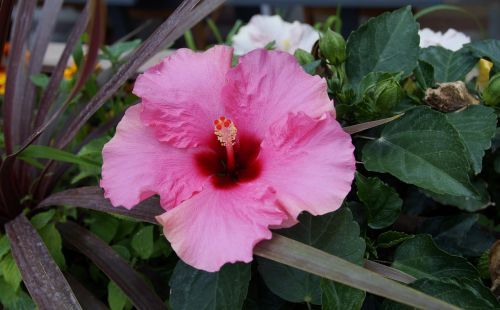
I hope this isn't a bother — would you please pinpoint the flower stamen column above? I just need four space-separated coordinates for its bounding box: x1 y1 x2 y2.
214 116 238 172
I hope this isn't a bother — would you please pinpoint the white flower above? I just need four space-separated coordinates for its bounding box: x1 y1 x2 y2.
232 15 319 55
418 28 471 51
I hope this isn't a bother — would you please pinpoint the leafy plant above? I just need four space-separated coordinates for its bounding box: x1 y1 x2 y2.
1 1 499 309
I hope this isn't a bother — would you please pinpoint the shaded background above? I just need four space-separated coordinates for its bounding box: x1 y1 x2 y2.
35 0 500 47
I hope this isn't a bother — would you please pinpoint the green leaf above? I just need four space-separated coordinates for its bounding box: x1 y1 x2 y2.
71 136 109 183
418 214 495 257
392 235 478 280
19 145 100 169
151 238 171 259
4 289 35 310
0 276 17 306
38 224 66 269
362 107 475 197
183 30 197 50
0 277 34 310
419 46 477 82
226 20 243 44
258 208 365 304
77 136 109 160
346 6 419 85
101 39 141 64
111 245 131 262
477 250 490 279
88 213 119 244
382 277 499 310
131 226 154 259
424 179 491 212
0 235 10 260
356 174 402 229
321 278 365 310
108 281 129 310
169 261 250 310
294 48 315 65
415 60 435 89
445 105 497 174
376 231 414 249
466 39 500 68
30 209 56 230
114 221 138 240
73 36 84 67
302 60 321 75
206 18 223 43
264 40 276 50
417 105 496 206
30 73 50 89
0 253 22 291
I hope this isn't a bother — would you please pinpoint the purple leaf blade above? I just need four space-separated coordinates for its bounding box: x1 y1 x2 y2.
363 260 416 284
255 234 459 310
57 221 166 310
0 0 15 66
3 0 37 154
65 0 105 104
38 186 162 224
34 1 91 128
22 0 64 142
5 214 82 310
65 273 109 310
343 114 403 135
33 0 106 198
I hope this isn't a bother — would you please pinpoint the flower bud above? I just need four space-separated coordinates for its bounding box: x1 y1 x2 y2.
373 78 403 111
483 73 500 106
319 29 346 65
294 48 315 65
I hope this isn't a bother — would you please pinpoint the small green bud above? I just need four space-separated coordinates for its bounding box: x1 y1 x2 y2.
374 78 404 111
294 48 315 65
483 73 500 106
318 29 346 65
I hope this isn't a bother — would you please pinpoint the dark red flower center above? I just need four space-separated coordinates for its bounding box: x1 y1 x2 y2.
194 117 262 189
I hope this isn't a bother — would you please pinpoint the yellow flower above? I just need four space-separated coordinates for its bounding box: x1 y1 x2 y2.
64 62 78 80
477 58 494 91
0 69 6 96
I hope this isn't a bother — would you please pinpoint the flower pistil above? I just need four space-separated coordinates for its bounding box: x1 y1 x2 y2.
214 116 237 172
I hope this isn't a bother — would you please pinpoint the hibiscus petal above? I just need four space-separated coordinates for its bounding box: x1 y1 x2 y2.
156 183 286 272
133 46 233 148
100 105 208 210
222 49 333 139
259 112 355 222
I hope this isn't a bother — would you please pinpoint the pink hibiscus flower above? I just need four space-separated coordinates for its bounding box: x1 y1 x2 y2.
100 46 355 272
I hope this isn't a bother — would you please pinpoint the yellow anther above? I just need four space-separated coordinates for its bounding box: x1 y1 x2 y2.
214 116 237 147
